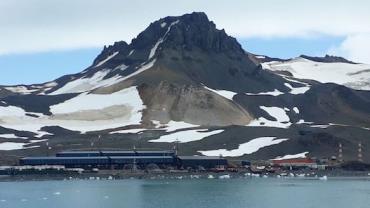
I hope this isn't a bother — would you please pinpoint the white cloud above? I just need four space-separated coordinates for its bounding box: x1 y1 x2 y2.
0 0 370 61
328 34 370 64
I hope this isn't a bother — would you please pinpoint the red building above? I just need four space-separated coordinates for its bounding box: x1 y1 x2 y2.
271 158 316 167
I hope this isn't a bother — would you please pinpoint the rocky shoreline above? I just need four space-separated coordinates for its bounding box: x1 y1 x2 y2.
1 169 370 182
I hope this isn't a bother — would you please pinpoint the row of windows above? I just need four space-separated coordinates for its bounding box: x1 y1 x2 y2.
20 157 175 166
56 151 176 158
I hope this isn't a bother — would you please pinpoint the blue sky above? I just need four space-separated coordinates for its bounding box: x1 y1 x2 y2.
0 0 369 85
239 36 345 59
0 48 101 85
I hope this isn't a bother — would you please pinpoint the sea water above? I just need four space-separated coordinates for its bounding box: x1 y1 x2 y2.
0 178 369 208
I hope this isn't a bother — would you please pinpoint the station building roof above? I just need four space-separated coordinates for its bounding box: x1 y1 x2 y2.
177 156 224 160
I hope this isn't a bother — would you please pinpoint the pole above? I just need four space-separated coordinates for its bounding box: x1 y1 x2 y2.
98 135 101 151
358 142 363 162
46 142 49 157
133 145 137 172
338 143 343 163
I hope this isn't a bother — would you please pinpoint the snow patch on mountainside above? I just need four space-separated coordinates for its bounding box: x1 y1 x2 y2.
309 123 370 131
109 128 145 134
0 86 146 134
246 89 284 96
95 51 119 67
4 86 38 94
310 124 331 129
37 82 58 94
108 120 199 134
50 59 156 95
248 118 291 128
296 119 313 124
0 142 41 151
204 86 237 100
3 81 58 95
128 50 134 56
260 106 290 122
149 20 180 60
149 129 223 143
120 59 156 81
0 134 28 139
50 86 142 114
0 142 28 150
284 83 310 94
160 22 167 28
263 57 370 90
247 106 292 128
164 121 199 132
0 105 26 117
114 64 128 71
293 107 300 114
34 131 54 138
199 137 288 157
273 152 309 160
50 69 111 95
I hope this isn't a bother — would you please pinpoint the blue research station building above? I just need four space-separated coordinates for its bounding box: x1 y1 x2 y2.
19 150 228 169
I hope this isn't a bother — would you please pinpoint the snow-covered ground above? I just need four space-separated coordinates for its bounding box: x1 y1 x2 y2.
248 118 291 128
262 57 370 90
50 86 142 114
114 64 128 71
122 59 156 81
4 86 38 94
109 129 145 134
284 83 310 94
248 106 292 128
95 51 119 67
204 86 237 100
3 81 58 95
260 106 290 122
292 107 300 114
0 86 146 134
296 119 314 124
50 59 156 95
273 152 309 160
310 124 331 129
199 137 288 157
149 129 223 143
160 22 167 28
0 105 26 117
0 140 42 151
245 89 284 96
0 142 28 150
108 120 199 135
49 69 111 95
0 134 28 139
163 121 199 132
206 83 308 98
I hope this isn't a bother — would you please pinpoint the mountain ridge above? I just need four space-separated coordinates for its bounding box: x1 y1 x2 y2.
0 12 369 164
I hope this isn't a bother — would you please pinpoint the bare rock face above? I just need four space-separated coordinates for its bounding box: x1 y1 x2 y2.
139 82 253 126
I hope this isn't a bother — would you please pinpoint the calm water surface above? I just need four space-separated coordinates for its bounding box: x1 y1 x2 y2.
0 178 369 208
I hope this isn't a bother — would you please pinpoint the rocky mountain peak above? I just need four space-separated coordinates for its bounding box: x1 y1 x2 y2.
69 12 285 95
84 12 249 87
130 12 244 55
92 41 130 66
